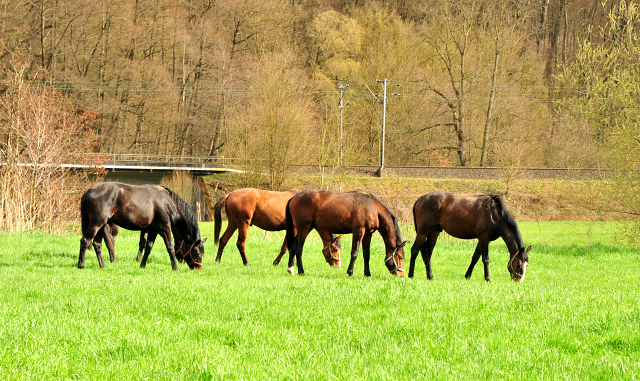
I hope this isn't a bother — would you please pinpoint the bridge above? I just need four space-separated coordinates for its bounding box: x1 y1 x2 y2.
60 153 242 185
64 153 240 175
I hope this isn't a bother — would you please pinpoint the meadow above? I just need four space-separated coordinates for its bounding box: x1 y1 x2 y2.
0 221 638 380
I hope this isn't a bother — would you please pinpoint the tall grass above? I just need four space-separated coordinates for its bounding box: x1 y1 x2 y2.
0 222 638 380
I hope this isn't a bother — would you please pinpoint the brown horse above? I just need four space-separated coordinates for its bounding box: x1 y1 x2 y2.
286 190 406 277
78 182 205 270
409 191 530 282
213 188 342 267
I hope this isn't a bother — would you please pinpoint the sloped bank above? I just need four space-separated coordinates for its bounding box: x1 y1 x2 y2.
202 173 608 223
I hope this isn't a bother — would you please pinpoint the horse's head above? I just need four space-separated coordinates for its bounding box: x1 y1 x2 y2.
322 235 342 268
508 246 530 282
385 241 406 277
183 238 207 270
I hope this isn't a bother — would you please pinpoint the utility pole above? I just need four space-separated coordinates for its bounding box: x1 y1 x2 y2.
337 83 349 167
365 79 397 177
378 79 388 173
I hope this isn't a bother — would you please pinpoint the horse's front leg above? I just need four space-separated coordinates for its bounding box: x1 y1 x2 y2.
346 229 364 277
480 242 491 282
139 230 158 269
362 233 373 277
158 228 179 270
465 242 490 281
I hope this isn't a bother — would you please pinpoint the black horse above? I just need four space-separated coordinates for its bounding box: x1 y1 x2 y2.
409 191 530 282
78 182 205 270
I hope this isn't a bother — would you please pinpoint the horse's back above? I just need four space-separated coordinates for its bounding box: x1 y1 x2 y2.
290 189 379 234
415 191 493 239
227 188 295 230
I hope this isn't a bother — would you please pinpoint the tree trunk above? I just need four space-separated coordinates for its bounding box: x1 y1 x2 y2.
481 46 500 167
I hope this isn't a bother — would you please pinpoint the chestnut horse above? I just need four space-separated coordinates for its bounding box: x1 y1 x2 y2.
286 190 406 277
409 191 530 282
78 182 205 270
213 188 342 267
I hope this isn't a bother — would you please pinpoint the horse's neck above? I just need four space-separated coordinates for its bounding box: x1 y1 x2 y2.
501 222 523 256
378 211 398 249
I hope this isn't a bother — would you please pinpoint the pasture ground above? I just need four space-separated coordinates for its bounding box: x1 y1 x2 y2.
0 221 638 380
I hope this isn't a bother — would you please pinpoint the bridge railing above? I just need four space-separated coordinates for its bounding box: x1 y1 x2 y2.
84 153 231 169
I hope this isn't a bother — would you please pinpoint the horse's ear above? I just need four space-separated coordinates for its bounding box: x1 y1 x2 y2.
334 235 343 241
201 238 208 244
524 245 531 254
398 241 407 249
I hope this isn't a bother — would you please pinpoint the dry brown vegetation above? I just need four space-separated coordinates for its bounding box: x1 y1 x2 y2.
0 0 622 168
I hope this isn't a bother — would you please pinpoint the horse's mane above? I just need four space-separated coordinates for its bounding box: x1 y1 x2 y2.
159 185 200 235
490 194 523 250
367 192 403 245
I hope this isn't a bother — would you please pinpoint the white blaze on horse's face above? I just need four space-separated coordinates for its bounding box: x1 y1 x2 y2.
520 262 528 282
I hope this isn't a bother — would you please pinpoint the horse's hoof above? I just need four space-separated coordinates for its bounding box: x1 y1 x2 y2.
287 266 295 276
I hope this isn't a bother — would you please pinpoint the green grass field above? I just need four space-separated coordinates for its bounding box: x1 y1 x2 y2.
0 221 638 380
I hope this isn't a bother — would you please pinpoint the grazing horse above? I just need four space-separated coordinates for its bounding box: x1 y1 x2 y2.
409 191 530 282
213 188 342 267
78 182 206 270
285 190 406 277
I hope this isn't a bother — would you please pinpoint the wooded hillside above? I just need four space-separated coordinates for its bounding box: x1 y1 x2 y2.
0 0 636 172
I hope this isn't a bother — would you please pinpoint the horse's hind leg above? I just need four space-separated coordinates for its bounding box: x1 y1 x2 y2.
79 224 102 269
235 223 250 266
346 228 364 277
409 230 429 278
272 235 288 265
215 219 237 263
139 230 158 269
422 231 440 280
92 226 107 268
136 231 148 262
287 227 310 276
103 223 117 263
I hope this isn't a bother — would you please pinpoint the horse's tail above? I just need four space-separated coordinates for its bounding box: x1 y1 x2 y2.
412 197 419 233
285 199 296 254
213 193 230 245
80 191 89 236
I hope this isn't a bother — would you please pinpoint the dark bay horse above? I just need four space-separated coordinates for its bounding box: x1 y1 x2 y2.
409 191 530 282
78 182 206 270
286 190 406 277
213 188 342 267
